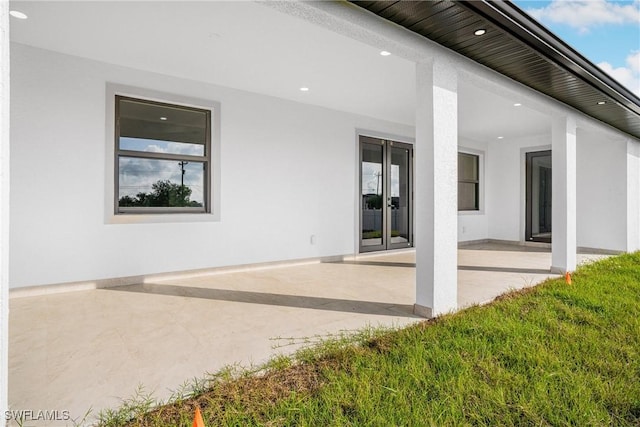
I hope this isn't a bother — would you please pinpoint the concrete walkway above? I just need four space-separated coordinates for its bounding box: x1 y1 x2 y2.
8 243 607 425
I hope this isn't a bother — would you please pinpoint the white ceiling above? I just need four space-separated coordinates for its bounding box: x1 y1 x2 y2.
459 81 551 141
9 0 551 141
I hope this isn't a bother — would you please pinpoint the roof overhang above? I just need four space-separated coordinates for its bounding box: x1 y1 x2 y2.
352 0 640 140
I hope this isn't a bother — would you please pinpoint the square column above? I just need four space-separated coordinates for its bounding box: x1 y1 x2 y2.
626 139 640 252
551 116 577 273
414 59 458 318
0 0 9 416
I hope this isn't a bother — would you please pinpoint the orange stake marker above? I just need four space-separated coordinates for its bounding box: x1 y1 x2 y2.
565 272 572 285
193 406 205 427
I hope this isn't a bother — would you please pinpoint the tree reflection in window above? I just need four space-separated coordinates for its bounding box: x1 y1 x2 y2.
115 95 211 213
119 180 202 208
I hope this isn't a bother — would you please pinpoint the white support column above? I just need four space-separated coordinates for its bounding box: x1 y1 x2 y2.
626 139 640 252
0 0 9 417
414 59 458 318
551 115 577 273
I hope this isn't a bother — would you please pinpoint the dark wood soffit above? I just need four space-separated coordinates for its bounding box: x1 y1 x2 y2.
351 0 640 140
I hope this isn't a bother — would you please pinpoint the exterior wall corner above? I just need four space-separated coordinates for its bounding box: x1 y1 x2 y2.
0 0 10 416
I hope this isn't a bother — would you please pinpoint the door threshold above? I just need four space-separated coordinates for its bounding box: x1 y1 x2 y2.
523 241 551 249
353 247 415 259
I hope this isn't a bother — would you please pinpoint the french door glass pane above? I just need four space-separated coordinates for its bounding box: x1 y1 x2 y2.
361 143 383 246
390 146 410 244
531 154 552 239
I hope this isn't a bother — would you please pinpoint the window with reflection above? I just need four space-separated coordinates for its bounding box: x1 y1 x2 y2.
115 96 211 213
458 152 479 211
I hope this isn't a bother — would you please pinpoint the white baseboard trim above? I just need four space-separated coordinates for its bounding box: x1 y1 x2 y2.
457 238 491 247
577 246 622 255
9 241 622 299
9 254 347 299
413 303 433 319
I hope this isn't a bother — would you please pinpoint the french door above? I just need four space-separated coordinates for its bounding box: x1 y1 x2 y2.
525 150 552 243
359 136 413 252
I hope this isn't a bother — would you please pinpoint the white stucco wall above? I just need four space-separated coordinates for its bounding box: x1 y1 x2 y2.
576 129 627 252
485 129 629 251
9 41 637 290
0 0 10 415
486 134 551 242
458 137 488 242
10 43 413 289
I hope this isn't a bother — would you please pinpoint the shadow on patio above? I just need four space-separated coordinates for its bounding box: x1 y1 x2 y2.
8 242 609 425
111 283 417 317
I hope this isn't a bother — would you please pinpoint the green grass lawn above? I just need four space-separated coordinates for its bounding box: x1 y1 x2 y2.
101 253 640 426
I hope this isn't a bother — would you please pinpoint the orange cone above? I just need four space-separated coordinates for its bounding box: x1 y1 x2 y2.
565 272 572 285
192 406 205 427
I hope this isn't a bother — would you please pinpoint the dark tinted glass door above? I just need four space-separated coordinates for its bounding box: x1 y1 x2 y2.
526 150 552 243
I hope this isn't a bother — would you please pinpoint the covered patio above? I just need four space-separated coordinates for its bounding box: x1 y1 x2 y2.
9 243 607 423
2 0 639 423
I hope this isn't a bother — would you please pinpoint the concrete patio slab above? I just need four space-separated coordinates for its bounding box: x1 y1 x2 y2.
7 243 608 426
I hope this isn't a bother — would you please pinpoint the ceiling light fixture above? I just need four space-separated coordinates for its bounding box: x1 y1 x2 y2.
300 87 309 92
474 29 486 36
9 10 28 19
160 117 167 121
513 103 522 107
380 51 391 56
597 101 606 105
497 136 504 139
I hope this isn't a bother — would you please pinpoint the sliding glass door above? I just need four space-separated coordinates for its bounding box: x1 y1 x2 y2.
360 136 413 252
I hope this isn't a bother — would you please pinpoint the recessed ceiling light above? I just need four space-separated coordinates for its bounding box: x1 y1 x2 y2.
474 29 486 36
597 101 606 105
160 117 167 121
497 136 504 139
300 87 309 92
10 10 28 19
513 103 522 107
380 51 391 56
